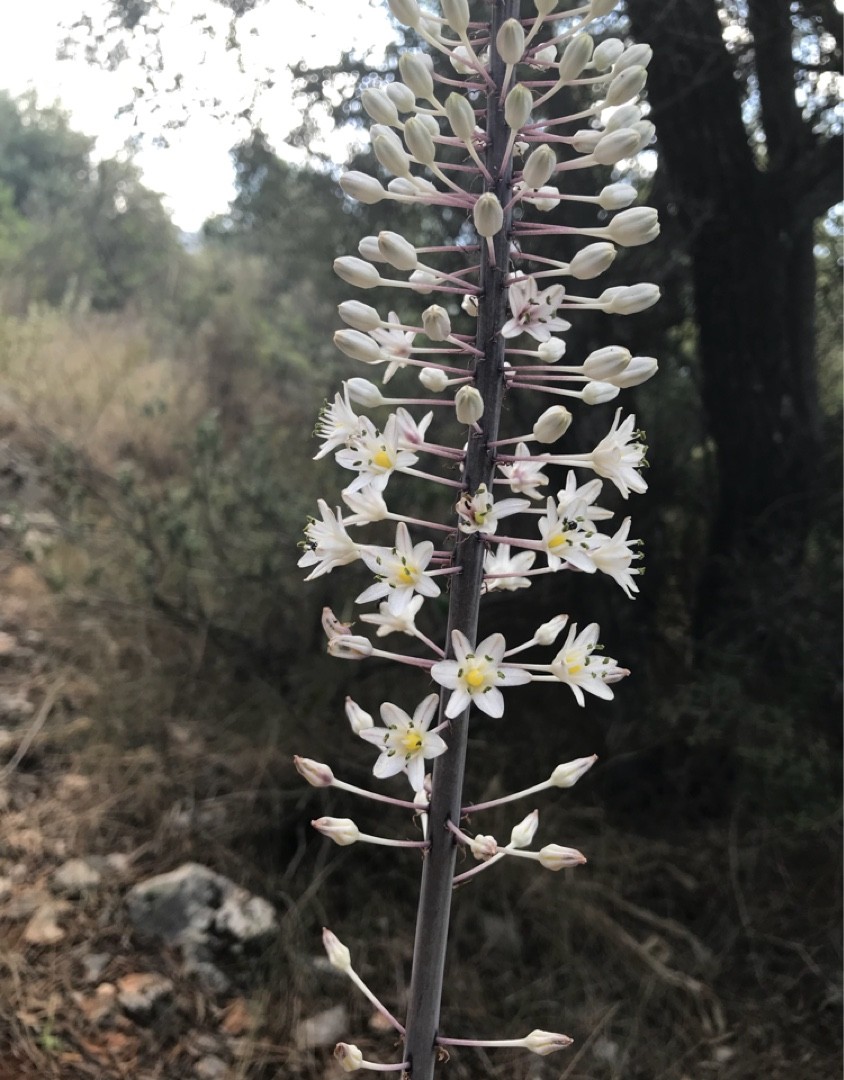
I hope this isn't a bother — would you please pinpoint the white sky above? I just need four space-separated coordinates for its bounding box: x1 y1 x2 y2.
0 0 395 231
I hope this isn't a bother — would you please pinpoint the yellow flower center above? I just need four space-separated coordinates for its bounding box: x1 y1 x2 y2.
398 564 416 583
567 661 583 676
372 449 393 470
400 730 423 754
547 531 568 551
464 665 486 689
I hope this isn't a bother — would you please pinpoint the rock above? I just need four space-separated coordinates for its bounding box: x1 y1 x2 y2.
52 858 102 896
116 972 174 1023
194 1056 230 1079
214 893 277 947
294 1004 348 1049
72 982 117 1024
23 901 71 945
80 952 111 984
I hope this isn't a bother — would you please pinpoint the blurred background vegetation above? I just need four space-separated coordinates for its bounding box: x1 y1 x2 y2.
0 1 840 1078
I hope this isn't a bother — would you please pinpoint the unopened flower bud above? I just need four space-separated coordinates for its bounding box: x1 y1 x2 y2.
441 0 470 33
592 37 624 71
385 81 416 113
537 338 566 363
404 116 437 165
345 378 384 407
313 817 360 846
361 87 400 126
497 18 525 64
334 257 382 290
509 810 539 849
535 614 569 645
632 119 656 151
473 192 504 237
338 300 382 332
572 128 603 154
328 635 373 660
550 754 598 788
598 182 637 210
558 33 593 82
611 355 658 387
455 385 484 424
445 92 476 142
419 367 449 392
603 65 648 108
409 269 437 294
294 755 335 788
469 833 498 861
322 927 353 971
604 104 642 133
534 0 559 13
538 843 587 870
339 171 385 204
532 43 557 66
399 52 434 100
523 1029 574 1055
583 345 631 380
422 304 451 340
592 128 641 165
614 42 653 73
358 235 386 262
449 44 475 76
599 283 660 314
345 696 374 733
461 294 479 317
581 380 620 405
334 1043 364 1072
334 329 383 365
372 132 412 178
569 242 616 280
378 230 418 271
533 405 572 443
388 0 421 27
590 0 619 18
504 84 533 130
522 144 556 189
523 184 559 212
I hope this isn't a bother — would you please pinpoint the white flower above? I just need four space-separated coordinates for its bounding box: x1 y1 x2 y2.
497 442 550 500
341 486 390 525
313 389 363 460
556 472 613 523
456 484 530 535
370 310 415 383
359 694 447 791
589 517 642 598
549 622 627 706
482 544 536 592
431 630 532 719
357 521 441 615
360 594 425 636
537 497 597 573
335 414 419 494
298 500 363 580
394 406 433 449
589 409 648 498
501 273 571 342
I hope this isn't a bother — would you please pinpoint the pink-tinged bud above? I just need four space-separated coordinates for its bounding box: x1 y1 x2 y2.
327 635 373 660
509 810 539 849
469 834 498 861
399 52 434 100
604 65 648 108
339 171 386 205
614 43 653 73
522 144 556 189
611 356 658 388
338 300 382 332
445 93 476 142
581 381 620 405
372 133 412 179
422 305 451 341
334 257 382 290
473 192 504 238
538 843 587 870
532 405 572 443
441 0 470 33
592 37 624 71
385 81 416 113
404 116 437 166
334 329 383 365
419 367 449 392
558 33 593 82
322 927 353 971
537 337 566 363
550 755 598 788
361 87 400 126
583 345 631 380
345 378 384 407
598 182 637 211
535 614 569 646
592 128 641 166
455 386 485 425
599 283 660 314
313 817 360 846
604 207 659 247
504 84 532 131
294 756 335 788
322 607 353 639
378 230 418 271
387 0 421 27
345 696 374 734
496 18 525 65
523 1029 574 1055
570 242 616 280
334 1043 364 1072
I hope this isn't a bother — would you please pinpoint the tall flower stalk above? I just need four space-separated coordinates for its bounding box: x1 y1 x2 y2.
296 1 659 1075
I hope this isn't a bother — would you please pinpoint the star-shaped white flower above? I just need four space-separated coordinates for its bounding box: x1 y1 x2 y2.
589 409 648 498
335 414 419 494
456 484 531 535
358 694 447 791
482 544 536 592
341 486 390 526
501 273 572 342
555 472 613 523
394 406 433 449
360 594 425 637
431 630 532 718
357 521 441 615
298 500 363 580
537 497 598 573
313 388 363 460
588 517 642 598
549 622 627 706
497 442 550 500
370 310 415 383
